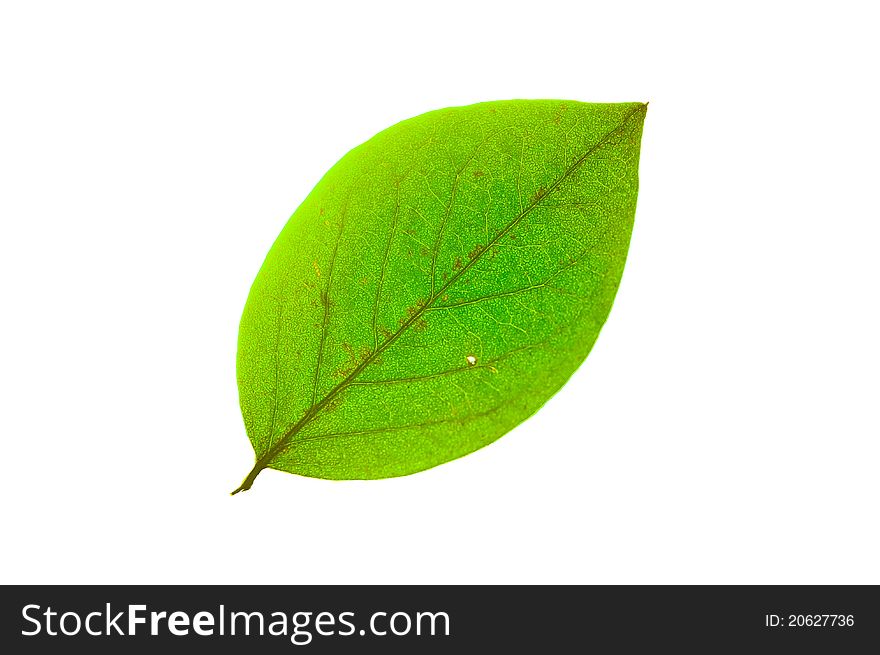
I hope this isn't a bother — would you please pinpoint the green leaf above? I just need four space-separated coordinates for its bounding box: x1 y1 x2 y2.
233 99 646 492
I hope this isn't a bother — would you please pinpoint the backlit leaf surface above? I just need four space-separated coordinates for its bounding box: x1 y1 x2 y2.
234 100 646 491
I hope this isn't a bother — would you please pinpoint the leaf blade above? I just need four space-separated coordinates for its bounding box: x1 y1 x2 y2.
235 100 646 489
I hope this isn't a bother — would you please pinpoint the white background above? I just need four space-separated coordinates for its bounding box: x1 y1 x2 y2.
1 1 878 585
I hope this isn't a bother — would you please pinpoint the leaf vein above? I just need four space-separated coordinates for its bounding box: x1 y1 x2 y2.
310 210 346 406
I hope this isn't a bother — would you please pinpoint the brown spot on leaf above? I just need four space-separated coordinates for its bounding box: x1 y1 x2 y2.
334 343 372 379
552 103 569 125
530 186 548 204
333 365 356 379
473 170 485 179
467 244 483 260
399 299 427 326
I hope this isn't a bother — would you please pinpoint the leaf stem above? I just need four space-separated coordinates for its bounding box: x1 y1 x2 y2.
230 460 265 495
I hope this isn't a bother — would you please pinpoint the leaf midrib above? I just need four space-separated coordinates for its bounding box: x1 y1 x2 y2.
255 104 645 473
